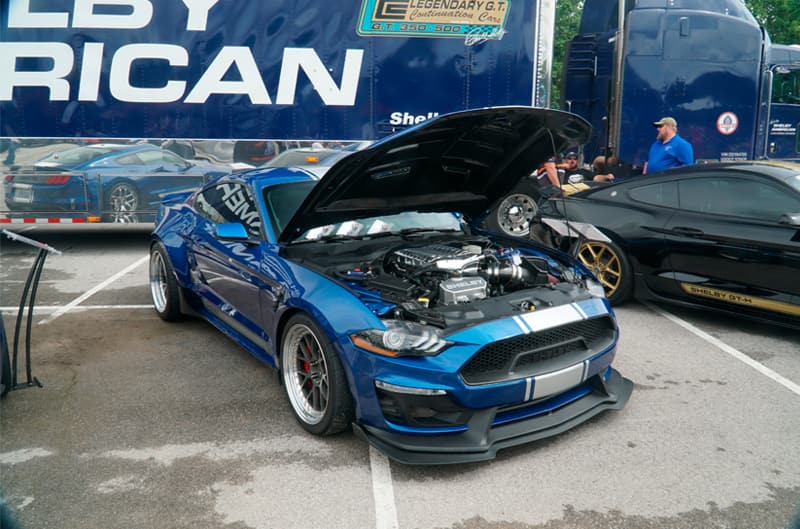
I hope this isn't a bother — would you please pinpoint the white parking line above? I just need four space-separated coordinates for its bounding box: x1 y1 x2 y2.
1 305 153 313
646 302 800 397
369 446 399 529
37 255 149 325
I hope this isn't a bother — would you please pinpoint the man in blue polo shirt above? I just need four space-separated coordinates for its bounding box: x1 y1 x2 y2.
643 117 694 174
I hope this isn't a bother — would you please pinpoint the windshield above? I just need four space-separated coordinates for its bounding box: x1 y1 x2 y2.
299 211 463 241
264 181 464 241
36 146 115 167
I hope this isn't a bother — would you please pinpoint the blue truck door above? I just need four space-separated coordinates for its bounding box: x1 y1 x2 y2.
766 66 800 161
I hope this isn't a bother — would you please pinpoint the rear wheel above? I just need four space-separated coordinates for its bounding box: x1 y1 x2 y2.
149 243 183 321
107 182 139 213
576 240 633 305
281 314 353 435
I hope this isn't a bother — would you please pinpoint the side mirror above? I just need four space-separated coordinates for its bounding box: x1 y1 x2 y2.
779 213 800 226
215 222 249 240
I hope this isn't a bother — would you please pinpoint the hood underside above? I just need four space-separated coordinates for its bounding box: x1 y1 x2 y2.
279 107 591 243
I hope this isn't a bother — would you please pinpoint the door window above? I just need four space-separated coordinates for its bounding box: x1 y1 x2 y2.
196 182 262 237
772 68 800 105
677 176 800 222
162 150 190 169
628 180 679 207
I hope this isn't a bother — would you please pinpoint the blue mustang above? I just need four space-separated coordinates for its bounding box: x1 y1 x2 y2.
149 107 633 464
3 143 230 222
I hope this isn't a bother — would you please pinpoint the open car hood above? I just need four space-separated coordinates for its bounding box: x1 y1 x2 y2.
278 107 590 243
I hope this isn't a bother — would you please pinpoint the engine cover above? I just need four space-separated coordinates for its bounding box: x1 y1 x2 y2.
439 277 488 305
391 244 481 272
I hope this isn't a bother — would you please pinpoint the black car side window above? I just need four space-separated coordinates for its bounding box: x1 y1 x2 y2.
195 182 262 238
628 181 679 207
678 177 800 222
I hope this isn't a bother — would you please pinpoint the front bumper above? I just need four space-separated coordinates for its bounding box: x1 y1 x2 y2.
354 368 633 465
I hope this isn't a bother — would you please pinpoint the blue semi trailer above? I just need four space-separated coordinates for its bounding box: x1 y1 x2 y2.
0 0 797 225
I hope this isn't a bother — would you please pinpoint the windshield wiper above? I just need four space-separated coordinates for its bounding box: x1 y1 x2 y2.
398 227 461 238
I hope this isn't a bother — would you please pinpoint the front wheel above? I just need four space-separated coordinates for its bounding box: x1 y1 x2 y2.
576 240 633 306
281 314 353 436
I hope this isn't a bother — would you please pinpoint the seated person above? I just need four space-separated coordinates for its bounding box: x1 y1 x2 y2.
591 156 616 182
535 155 562 187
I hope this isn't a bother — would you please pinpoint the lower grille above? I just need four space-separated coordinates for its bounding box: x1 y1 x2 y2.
459 316 615 385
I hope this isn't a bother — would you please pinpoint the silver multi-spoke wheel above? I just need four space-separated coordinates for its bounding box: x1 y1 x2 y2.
150 249 169 314
282 323 330 425
149 242 182 321
108 182 139 213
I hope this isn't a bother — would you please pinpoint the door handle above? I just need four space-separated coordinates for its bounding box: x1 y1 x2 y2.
670 226 704 237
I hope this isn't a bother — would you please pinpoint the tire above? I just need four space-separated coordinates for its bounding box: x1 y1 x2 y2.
486 192 539 237
149 243 183 322
106 182 139 214
576 240 633 306
281 314 354 436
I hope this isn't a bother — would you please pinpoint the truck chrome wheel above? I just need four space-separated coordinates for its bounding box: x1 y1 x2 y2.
282 323 330 426
495 193 538 237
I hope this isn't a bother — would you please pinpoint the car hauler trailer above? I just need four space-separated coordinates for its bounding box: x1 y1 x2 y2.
0 0 556 223
1 0 798 227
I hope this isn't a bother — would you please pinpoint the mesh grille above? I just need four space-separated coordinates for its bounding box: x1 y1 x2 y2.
460 316 615 385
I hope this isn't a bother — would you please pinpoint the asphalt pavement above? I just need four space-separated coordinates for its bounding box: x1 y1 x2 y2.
1 225 799 529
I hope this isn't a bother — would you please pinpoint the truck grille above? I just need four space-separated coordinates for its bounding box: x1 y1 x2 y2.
459 316 615 385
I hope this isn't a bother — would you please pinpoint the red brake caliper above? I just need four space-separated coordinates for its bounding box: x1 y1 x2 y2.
301 340 312 389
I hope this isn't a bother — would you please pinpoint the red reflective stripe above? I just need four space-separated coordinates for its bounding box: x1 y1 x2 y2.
0 217 91 223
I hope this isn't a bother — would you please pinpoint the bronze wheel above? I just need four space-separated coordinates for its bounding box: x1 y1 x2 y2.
577 240 632 305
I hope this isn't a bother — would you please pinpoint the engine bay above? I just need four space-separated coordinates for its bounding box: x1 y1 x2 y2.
294 236 593 329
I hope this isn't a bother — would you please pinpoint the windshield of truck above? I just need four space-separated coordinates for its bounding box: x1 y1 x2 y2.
35 146 116 168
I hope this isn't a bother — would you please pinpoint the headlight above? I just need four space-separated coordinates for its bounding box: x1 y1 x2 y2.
351 320 450 357
585 277 607 299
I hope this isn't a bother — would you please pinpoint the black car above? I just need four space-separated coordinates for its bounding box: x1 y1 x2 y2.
539 162 800 328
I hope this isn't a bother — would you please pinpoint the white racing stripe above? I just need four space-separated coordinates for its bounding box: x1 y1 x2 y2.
645 302 800 397
369 446 399 529
37 255 149 325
